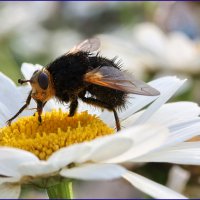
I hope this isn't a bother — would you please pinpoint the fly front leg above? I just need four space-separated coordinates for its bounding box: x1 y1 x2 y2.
33 101 47 117
36 100 44 123
7 91 32 125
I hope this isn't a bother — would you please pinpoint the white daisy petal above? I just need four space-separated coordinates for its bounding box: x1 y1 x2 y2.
0 73 21 113
103 125 168 163
165 122 200 147
122 102 200 128
135 121 200 159
86 137 133 162
80 124 165 163
78 100 101 116
130 122 200 163
43 99 66 112
0 102 12 127
48 144 91 169
0 183 21 199
147 102 200 127
60 163 126 180
0 148 39 177
18 161 58 177
123 171 187 199
21 63 43 80
17 85 31 94
134 77 186 125
169 119 200 132
170 141 200 149
134 142 200 165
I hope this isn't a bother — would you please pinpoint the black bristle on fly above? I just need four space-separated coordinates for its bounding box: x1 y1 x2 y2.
47 52 127 111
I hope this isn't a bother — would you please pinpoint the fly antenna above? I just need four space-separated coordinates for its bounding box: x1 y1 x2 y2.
18 79 31 85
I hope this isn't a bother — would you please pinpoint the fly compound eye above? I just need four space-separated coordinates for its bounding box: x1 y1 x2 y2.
38 72 49 90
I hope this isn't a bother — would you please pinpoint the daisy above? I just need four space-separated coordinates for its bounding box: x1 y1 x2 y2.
133 22 200 74
0 63 200 199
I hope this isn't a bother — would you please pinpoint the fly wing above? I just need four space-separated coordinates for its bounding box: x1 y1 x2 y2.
84 66 160 96
69 38 100 54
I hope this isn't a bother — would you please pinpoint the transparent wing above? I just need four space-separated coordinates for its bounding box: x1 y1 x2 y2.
84 66 160 96
69 38 100 54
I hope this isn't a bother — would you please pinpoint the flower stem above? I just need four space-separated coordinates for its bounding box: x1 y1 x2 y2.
47 180 74 199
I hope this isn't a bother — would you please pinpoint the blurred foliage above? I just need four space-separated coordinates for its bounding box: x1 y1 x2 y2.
0 40 21 80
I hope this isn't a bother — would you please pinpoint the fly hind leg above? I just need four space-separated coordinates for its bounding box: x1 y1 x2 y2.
79 96 121 131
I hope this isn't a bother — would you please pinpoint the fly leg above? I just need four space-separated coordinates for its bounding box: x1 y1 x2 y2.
79 96 121 131
68 96 78 117
36 100 45 123
7 91 32 125
33 101 47 117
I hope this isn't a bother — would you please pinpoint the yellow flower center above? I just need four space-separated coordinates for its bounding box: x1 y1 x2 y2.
0 110 114 160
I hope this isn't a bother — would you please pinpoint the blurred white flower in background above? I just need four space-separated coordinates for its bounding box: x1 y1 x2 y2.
154 2 200 38
62 1 122 19
11 26 50 58
12 28 82 60
49 30 82 58
97 34 147 79
0 2 57 37
133 23 200 74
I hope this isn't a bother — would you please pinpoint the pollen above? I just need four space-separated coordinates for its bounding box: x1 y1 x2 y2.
0 110 114 160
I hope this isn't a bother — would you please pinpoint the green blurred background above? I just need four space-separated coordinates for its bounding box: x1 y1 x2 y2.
0 1 200 198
